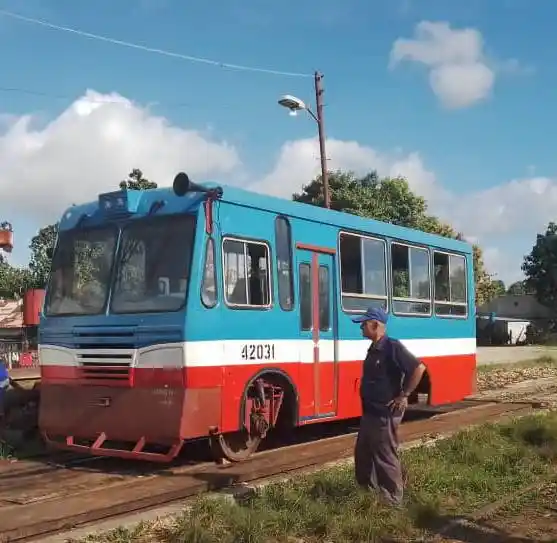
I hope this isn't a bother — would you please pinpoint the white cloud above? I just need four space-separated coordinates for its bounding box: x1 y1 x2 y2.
1 90 552 285
0 90 240 224
250 138 438 200
251 138 557 284
390 21 496 108
450 176 557 238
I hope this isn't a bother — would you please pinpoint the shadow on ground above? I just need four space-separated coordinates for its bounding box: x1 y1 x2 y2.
423 514 544 543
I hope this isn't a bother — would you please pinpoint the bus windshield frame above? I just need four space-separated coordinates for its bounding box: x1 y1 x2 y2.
110 214 196 315
44 225 118 317
44 214 197 317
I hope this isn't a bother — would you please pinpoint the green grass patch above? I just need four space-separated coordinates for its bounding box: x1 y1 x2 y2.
74 411 557 543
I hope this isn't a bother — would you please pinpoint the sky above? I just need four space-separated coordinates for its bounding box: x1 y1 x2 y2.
0 0 554 285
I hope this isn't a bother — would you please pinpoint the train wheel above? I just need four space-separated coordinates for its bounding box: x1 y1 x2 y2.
210 429 261 462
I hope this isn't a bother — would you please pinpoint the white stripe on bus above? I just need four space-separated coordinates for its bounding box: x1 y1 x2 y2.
39 337 476 368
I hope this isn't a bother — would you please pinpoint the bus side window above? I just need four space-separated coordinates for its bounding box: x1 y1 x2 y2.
201 238 217 308
275 216 294 310
391 243 431 315
339 232 387 312
299 263 312 330
223 238 271 308
433 252 468 317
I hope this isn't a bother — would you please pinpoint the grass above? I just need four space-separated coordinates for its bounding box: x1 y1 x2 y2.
73 411 557 543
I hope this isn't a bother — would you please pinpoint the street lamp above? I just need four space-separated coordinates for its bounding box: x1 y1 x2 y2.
278 71 330 209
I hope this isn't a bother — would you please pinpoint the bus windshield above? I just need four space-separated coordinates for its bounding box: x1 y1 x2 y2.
45 214 197 317
110 215 196 314
45 226 118 316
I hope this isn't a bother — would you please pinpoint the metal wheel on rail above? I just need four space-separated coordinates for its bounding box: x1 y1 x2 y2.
210 377 285 463
210 428 262 463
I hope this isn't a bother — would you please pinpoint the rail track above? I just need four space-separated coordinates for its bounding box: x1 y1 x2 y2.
0 399 540 542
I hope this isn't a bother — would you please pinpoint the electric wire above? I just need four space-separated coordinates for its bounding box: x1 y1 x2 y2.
0 9 313 79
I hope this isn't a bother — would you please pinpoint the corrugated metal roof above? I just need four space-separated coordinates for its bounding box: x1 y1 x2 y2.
0 299 23 328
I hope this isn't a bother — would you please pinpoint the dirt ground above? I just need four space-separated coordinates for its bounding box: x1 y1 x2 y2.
475 365 557 408
433 478 557 543
428 366 557 543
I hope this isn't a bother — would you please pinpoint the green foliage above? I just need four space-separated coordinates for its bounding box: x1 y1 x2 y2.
0 261 32 299
294 170 497 306
491 279 506 297
0 222 57 298
28 223 58 289
294 170 428 228
119 168 157 191
522 221 557 307
507 280 530 296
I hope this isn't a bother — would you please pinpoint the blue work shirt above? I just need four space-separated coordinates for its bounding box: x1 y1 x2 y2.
359 335 420 417
0 364 9 409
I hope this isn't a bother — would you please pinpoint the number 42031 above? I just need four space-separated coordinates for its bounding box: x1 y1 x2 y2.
240 344 276 361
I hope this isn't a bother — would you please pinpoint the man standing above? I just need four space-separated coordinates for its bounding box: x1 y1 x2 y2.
352 307 426 506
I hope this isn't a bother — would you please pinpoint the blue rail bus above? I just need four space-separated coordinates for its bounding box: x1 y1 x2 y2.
38 173 476 462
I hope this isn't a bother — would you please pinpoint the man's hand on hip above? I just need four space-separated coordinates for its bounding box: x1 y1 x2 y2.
388 394 408 413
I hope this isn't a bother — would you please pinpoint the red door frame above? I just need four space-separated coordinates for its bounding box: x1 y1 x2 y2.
296 242 337 418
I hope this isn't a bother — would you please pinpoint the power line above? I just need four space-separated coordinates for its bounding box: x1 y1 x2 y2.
0 85 201 109
0 9 312 79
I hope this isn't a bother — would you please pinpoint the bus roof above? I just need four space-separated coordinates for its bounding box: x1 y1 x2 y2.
59 180 471 254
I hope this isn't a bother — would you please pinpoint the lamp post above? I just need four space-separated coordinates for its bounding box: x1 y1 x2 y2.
278 71 330 209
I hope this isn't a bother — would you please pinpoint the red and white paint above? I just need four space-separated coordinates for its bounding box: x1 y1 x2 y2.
38 337 476 458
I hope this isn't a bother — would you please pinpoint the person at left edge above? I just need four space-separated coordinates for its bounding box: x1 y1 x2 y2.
0 360 10 425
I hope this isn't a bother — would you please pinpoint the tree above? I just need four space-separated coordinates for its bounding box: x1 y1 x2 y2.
491 279 506 298
28 223 58 289
119 168 157 191
294 170 428 228
522 222 557 307
507 280 530 296
0 261 32 299
294 170 497 306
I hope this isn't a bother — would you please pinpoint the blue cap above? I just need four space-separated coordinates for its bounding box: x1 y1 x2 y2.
351 306 388 324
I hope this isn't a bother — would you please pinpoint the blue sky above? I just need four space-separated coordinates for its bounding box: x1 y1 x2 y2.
0 0 555 285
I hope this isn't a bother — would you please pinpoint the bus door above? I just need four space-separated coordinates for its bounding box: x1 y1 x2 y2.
296 243 339 420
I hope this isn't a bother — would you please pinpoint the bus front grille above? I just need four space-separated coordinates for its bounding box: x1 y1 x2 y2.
76 349 134 381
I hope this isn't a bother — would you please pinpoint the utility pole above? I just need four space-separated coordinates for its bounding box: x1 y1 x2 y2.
314 71 330 209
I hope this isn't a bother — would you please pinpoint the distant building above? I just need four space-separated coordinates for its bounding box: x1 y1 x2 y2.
0 298 38 368
476 294 557 346
0 299 23 333
477 294 557 321
0 299 24 366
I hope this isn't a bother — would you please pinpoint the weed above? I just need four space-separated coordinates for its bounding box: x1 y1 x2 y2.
80 412 557 543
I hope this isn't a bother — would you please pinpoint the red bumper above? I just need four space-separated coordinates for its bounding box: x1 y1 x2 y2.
39 383 222 462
